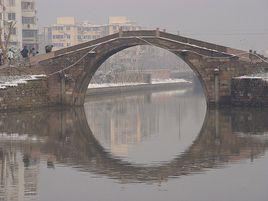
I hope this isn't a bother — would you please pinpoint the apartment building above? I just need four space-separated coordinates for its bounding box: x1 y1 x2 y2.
44 16 141 51
21 0 38 49
108 16 141 34
0 0 38 50
0 0 23 48
50 17 78 50
48 17 108 50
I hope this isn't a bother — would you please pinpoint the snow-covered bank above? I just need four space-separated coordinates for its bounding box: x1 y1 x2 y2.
152 78 191 84
0 75 46 89
88 79 191 89
87 79 192 97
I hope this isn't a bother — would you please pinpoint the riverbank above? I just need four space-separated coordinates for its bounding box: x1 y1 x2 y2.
86 79 192 97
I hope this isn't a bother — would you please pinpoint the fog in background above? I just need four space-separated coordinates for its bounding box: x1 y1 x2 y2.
37 0 268 54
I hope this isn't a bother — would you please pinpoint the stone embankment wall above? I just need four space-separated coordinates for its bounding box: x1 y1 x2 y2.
231 77 268 106
0 78 49 110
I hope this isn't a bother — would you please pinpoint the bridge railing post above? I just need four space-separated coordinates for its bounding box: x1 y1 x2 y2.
119 27 123 38
214 68 220 106
155 28 160 37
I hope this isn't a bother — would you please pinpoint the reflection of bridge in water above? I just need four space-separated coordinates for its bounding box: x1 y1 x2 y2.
0 106 268 185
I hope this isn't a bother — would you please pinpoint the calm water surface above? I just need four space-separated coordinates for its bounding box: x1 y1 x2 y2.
0 87 267 201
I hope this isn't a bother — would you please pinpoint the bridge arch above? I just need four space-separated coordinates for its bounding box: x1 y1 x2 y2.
69 34 223 106
77 42 209 103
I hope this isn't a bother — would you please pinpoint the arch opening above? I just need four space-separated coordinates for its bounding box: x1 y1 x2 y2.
83 45 207 103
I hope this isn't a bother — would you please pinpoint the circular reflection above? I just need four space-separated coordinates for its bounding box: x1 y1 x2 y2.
84 88 207 166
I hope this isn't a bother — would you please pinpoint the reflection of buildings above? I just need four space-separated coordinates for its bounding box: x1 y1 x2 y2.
85 91 206 157
87 96 160 156
0 142 40 201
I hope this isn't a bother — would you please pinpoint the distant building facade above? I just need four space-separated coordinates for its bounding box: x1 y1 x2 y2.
108 16 141 34
40 16 141 51
0 0 38 49
21 0 38 49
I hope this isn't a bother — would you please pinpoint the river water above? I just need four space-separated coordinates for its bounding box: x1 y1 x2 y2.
0 86 267 201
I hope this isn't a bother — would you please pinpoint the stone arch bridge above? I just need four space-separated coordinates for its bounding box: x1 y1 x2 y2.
31 29 267 106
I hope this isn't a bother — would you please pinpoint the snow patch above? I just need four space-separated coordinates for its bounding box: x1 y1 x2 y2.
235 74 268 82
152 78 191 84
0 75 46 89
0 133 41 141
88 82 147 88
88 79 190 89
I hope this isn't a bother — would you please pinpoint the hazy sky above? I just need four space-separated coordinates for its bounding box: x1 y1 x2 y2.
37 0 268 53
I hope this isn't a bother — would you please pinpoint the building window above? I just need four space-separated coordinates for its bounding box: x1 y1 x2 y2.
21 2 34 10
52 35 64 39
53 43 64 47
8 0 16 7
8 13 16 21
22 17 35 24
22 30 37 38
53 26 64 31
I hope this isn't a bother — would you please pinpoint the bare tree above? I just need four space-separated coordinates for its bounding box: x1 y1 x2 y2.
0 20 16 62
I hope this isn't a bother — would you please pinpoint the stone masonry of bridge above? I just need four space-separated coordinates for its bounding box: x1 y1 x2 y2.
0 29 268 110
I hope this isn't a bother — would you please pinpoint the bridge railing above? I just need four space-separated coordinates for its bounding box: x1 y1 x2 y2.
159 31 227 53
34 29 250 65
122 30 156 37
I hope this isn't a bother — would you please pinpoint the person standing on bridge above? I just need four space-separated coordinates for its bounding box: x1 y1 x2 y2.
0 49 3 65
30 47 37 57
45 45 53 53
21 46 29 58
7 48 15 67
21 46 29 65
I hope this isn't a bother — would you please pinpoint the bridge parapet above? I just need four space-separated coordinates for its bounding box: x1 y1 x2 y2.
121 30 156 37
34 29 250 66
159 31 242 54
54 33 120 56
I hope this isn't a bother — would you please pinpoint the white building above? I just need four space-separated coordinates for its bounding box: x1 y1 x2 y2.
0 0 38 50
0 0 23 48
21 0 38 49
108 16 141 34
